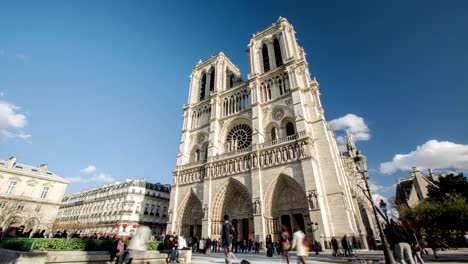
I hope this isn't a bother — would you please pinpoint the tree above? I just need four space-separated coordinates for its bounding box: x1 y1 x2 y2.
427 173 468 202
401 173 468 246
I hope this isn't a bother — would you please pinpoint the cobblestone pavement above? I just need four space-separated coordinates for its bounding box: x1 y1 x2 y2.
191 248 468 263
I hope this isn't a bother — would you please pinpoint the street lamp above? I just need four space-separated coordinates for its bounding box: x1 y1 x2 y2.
379 199 388 222
354 151 395 264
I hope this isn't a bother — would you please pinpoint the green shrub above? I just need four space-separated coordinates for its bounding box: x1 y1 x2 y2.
1 238 160 252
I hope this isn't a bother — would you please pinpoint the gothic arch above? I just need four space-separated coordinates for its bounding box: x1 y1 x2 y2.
263 174 309 235
176 189 203 238
265 122 280 141
211 178 254 239
25 217 39 231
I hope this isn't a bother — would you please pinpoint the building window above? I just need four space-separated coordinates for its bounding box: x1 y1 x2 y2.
271 127 277 141
35 205 41 212
274 39 283 67
229 75 235 88
41 187 49 199
226 124 253 152
0 201 5 208
17 204 24 210
286 122 295 136
200 74 206 100
6 181 16 194
262 44 270 72
209 69 215 92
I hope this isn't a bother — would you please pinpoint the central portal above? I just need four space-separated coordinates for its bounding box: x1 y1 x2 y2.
211 178 254 240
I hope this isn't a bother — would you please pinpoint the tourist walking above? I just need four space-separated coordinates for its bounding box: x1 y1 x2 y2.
266 234 273 257
385 220 415 264
281 225 291 264
341 235 351 256
331 237 339 256
291 226 306 264
222 214 235 264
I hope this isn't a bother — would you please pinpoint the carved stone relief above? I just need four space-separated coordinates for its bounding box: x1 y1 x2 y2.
272 109 284 121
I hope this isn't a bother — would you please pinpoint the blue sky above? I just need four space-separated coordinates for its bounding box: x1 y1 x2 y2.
1 1 467 199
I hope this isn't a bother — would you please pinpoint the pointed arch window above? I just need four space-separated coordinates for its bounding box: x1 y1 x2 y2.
209 69 215 92
274 39 283 67
229 74 235 88
271 127 277 141
200 74 206 100
286 122 295 136
262 44 270 72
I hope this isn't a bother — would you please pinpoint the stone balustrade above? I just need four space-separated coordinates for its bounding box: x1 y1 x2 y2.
174 132 311 185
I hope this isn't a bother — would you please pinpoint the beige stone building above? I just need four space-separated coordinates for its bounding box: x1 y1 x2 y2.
55 178 170 237
167 17 377 248
338 131 379 248
395 167 442 211
0 156 69 232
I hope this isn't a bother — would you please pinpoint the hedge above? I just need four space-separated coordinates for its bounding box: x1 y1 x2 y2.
1 238 160 252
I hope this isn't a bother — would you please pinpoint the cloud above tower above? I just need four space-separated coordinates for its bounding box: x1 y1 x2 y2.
329 113 370 144
380 140 468 174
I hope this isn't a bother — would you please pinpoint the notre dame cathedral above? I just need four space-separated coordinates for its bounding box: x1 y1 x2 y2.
167 17 377 249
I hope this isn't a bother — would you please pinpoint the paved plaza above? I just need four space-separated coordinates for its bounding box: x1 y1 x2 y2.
191 249 468 264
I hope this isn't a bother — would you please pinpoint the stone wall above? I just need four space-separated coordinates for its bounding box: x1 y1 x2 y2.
0 249 191 264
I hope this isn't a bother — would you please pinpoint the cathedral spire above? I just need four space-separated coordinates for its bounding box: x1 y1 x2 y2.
345 129 357 153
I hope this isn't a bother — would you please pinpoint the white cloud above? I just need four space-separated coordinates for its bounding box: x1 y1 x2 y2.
380 140 468 174
0 99 31 141
66 173 115 183
329 113 370 144
80 165 97 174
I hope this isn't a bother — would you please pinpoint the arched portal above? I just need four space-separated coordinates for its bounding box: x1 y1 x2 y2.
264 174 309 238
211 178 253 241
177 191 203 238
25 217 39 231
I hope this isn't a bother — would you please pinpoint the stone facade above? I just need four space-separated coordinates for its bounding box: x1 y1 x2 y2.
338 131 379 249
167 17 376 248
0 156 69 232
55 178 170 237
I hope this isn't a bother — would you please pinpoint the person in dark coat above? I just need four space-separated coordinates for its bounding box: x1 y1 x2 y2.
221 214 234 264
266 235 273 257
341 235 351 256
61 230 68 239
331 237 339 256
53 231 62 238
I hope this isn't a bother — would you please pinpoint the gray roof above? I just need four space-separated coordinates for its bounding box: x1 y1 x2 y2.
0 159 68 183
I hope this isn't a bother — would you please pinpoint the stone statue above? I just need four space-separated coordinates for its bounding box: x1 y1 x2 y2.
203 205 208 219
308 190 318 210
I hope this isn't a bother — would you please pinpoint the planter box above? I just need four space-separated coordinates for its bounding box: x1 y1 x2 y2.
0 249 191 264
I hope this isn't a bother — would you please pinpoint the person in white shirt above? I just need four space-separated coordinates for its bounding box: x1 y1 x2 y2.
291 226 307 264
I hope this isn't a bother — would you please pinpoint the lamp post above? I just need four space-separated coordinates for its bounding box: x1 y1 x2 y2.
354 152 395 264
379 199 389 222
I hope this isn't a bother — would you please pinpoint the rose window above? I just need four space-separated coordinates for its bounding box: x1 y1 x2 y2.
226 124 252 151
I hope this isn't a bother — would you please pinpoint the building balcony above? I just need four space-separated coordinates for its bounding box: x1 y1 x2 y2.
174 131 310 185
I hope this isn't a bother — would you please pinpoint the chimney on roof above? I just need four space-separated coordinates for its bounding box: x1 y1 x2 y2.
428 168 433 176
39 163 48 174
7 156 17 168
